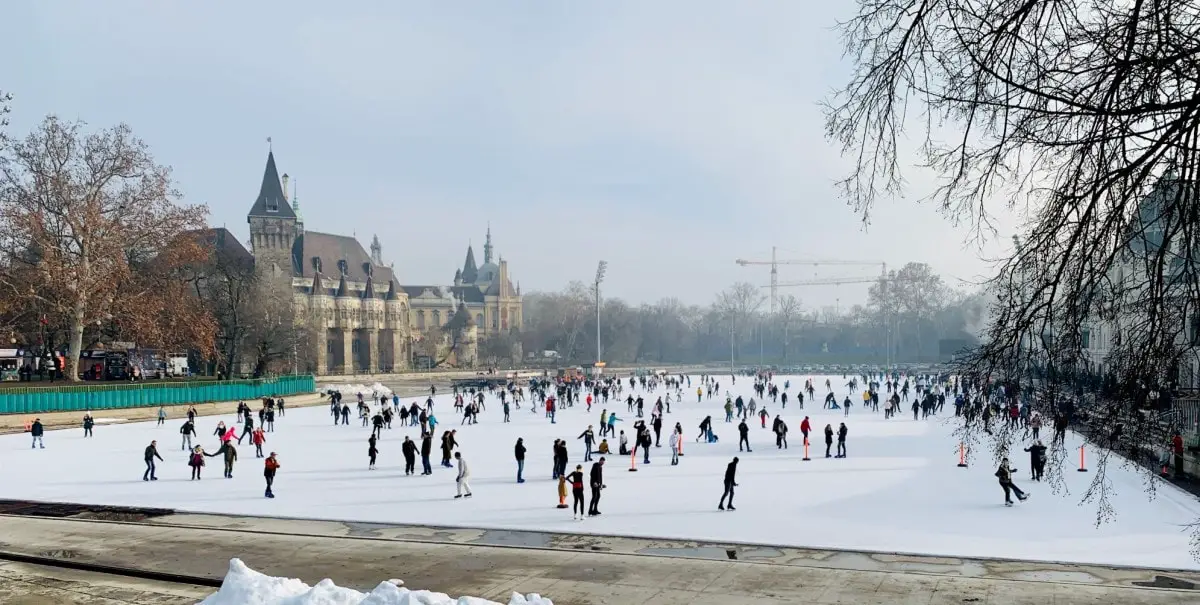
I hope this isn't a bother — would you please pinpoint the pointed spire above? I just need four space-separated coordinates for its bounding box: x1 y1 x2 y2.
370 234 383 266
362 276 375 299
335 273 349 297
385 279 398 301
248 151 296 218
483 224 494 264
291 178 302 222
312 272 324 295
461 245 479 283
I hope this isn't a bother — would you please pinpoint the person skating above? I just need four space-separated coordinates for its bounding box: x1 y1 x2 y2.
157 406 167 426
995 457 1029 506
239 414 254 445
567 464 586 520
1023 440 1047 481
652 414 663 447
368 439 380 470
420 431 433 475
264 452 280 498
697 416 713 442
718 457 739 511
738 419 751 452
180 419 196 451
514 437 527 483
800 416 811 444
188 446 206 480
207 440 238 478
143 440 163 481
83 413 94 438
824 424 834 458
30 418 44 449
401 436 417 475
772 416 788 449
454 452 472 498
251 427 266 458
836 423 848 458
669 430 680 465
578 426 596 462
588 457 606 516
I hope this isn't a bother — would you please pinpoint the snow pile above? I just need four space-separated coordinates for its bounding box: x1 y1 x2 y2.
319 383 394 398
198 559 553 605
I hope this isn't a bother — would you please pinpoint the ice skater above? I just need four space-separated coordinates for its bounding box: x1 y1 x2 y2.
995 457 1029 506
180 419 196 450
143 440 163 481
718 457 738 511
454 452 472 498
30 418 44 449
568 464 586 519
83 413 94 438
264 452 279 498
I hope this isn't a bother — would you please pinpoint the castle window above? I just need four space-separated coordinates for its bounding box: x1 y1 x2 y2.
416 311 425 329
432 310 441 326
312 257 322 273
492 314 498 330
476 313 483 326
266 196 279 213
337 259 348 276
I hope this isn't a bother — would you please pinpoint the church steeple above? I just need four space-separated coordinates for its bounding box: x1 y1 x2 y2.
483 225 494 264
247 151 296 219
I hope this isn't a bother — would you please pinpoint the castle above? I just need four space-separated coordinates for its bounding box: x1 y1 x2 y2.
245 150 522 375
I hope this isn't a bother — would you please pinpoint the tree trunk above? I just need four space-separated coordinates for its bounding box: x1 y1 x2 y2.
68 298 86 382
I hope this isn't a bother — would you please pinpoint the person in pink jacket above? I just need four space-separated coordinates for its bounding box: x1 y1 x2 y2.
221 426 238 444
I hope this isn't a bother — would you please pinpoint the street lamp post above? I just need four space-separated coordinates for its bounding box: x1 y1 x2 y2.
595 261 607 365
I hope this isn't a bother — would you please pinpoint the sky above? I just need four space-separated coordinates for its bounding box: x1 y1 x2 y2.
1 1 1016 308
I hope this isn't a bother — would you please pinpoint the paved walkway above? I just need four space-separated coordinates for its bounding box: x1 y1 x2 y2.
0 559 208 604
0 512 1196 604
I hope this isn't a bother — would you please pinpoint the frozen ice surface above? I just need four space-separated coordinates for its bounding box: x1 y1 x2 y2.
2 374 1198 570
199 558 553 605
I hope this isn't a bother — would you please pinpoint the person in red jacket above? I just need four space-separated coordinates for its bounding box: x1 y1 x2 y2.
251 428 266 458
800 417 812 444
264 452 280 498
1173 432 1186 478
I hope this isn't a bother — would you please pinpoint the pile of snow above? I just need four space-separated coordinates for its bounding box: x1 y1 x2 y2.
199 559 553 605
319 383 394 398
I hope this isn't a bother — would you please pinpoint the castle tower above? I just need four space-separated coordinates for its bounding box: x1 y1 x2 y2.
483 225 494 264
247 150 300 277
370 234 383 266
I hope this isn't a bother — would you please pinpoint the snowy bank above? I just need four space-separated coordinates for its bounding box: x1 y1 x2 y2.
318 383 394 398
199 558 552 605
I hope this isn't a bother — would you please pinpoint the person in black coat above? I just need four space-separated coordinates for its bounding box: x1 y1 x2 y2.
719 457 739 510
652 415 663 447
401 436 418 475
1023 440 1048 481
738 420 751 452
420 432 433 475
143 440 163 481
824 424 834 458
588 457 606 516
514 437 527 483
30 419 44 449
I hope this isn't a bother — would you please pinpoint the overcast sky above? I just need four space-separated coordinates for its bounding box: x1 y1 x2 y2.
3 1 1015 308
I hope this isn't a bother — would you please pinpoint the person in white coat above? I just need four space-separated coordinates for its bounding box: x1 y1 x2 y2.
669 430 680 465
454 451 472 498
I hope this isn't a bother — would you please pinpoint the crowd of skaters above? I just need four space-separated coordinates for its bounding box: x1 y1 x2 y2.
36 367 1080 512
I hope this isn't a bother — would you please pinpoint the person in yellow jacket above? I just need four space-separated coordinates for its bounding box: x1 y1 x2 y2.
597 438 611 454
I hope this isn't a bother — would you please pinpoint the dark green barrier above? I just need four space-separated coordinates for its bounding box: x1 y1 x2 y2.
0 375 315 415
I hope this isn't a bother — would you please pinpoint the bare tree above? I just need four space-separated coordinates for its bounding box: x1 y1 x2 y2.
0 117 212 380
777 294 801 359
827 0 1200 551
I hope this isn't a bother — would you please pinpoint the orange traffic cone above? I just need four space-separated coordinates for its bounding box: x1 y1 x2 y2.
628 448 638 472
556 477 568 508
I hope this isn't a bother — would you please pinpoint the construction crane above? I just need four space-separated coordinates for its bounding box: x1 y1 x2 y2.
770 274 899 369
736 246 885 313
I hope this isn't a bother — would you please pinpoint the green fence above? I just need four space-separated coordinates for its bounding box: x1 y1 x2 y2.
0 375 315 415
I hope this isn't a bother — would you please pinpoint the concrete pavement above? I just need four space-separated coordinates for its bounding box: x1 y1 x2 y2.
0 559 209 604
0 512 1196 604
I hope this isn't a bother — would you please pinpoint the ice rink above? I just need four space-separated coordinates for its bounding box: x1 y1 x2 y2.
2 373 1198 570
